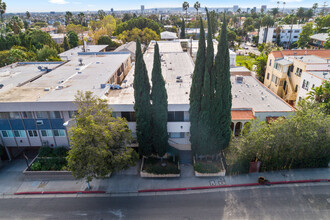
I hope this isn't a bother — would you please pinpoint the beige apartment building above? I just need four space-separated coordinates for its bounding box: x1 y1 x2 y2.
264 50 330 105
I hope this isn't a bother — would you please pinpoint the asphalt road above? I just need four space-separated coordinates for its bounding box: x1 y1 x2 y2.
0 184 329 220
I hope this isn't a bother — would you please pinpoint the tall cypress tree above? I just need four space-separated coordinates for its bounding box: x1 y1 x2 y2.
133 38 153 157
189 18 205 155
151 43 168 157
214 16 232 152
180 17 186 39
63 36 70 51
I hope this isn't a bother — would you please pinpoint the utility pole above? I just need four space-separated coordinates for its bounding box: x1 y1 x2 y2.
287 17 294 49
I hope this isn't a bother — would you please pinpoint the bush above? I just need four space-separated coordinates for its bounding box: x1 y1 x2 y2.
30 157 67 171
194 161 221 173
53 147 68 157
38 147 53 157
143 157 180 174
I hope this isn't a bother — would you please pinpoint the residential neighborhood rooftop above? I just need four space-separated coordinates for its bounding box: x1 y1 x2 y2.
310 33 329 42
271 49 330 59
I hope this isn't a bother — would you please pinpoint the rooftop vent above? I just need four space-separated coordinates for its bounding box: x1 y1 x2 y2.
56 85 63 90
176 78 183 83
44 88 50 91
78 58 84 66
176 76 181 79
236 75 244 83
58 80 64 84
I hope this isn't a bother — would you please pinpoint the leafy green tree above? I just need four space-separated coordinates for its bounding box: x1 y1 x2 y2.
270 8 279 18
63 36 70 51
296 7 305 23
8 16 23 34
297 22 313 48
26 11 30 19
27 29 54 50
307 80 330 114
226 100 330 174
151 43 168 157
67 31 79 48
133 38 153 157
115 17 161 35
118 27 160 45
97 35 118 48
0 0 6 21
214 15 232 153
189 18 205 154
209 10 218 37
36 45 60 61
65 11 73 25
67 91 138 189
122 13 132 22
255 53 268 82
98 10 106 20
227 30 237 47
180 17 185 39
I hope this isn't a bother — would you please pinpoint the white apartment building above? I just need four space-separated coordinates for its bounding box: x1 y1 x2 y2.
259 24 304 46
296 71 330 106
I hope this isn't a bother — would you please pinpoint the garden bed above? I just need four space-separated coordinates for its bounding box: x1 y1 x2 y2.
193 157 226 177
23 147 73 180
140 156 180 178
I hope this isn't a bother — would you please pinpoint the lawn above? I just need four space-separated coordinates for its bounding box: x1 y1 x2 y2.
194 160 224 173
236 55 257 70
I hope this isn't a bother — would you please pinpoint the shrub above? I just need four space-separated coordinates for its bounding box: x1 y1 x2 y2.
143 157 180 174
53 147 68 157
194 161 221 173
38 147 53 157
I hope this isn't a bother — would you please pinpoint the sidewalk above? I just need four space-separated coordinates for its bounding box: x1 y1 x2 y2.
0 160 329 195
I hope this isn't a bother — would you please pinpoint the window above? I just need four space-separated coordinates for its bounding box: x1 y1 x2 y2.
28 130 38 137
269 59 272 66
295 85 298 92
53 129 66 137
13 130 26 138
168 132 185 138
22 112 33 119
0 112 9 119
168 111 184 122
9 112 20 119
305 81 310 90
68 111 77 118
49 111 61 119
1 130 13 138
41 130 53 137
36 111 48 119
294 30 300 33
293 36 298 39
267 73 270 80
121 112 136 122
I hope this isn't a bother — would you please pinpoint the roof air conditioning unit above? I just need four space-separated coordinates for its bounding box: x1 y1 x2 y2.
236 75 244 83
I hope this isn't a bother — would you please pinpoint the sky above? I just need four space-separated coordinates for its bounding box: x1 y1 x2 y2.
5 0 323 13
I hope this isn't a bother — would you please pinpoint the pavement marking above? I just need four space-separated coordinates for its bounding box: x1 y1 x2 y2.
108 209 124 219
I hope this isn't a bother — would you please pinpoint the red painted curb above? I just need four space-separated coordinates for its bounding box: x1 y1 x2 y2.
138 179 329 193
14 191 106 195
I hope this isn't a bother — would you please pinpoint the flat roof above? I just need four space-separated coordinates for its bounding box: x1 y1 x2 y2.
59 45 108 60
191 40 236 56
0 54 130 102
310 33 328 42
108 41 294 113
288 55 327 63
306 71 330 80
0 62 62 93
276 59 293 65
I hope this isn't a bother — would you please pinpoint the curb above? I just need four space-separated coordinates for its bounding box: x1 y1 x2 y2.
14 191 106 195
138 179 329 193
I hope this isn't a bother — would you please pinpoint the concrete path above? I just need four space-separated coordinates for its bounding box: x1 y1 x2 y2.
0 159 329 195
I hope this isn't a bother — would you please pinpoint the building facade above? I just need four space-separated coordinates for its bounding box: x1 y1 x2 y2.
258 25 303 46
264 50 330 105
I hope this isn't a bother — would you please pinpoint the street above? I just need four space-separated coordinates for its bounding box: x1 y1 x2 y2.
0 184 329 219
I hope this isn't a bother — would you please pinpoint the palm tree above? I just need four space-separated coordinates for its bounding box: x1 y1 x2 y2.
78 12 85 43
282 2 286 14
0 0 6 21
236 8 241 27
194 1 200 16
277 1 280 9
271 8 280 18
312 3 318 14
182 1 189 24
261 15 275 43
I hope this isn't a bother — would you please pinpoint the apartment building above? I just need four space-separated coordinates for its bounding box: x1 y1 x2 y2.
264 50 330 105
0 42 295 158
309 33 329 49
258 25 304 46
